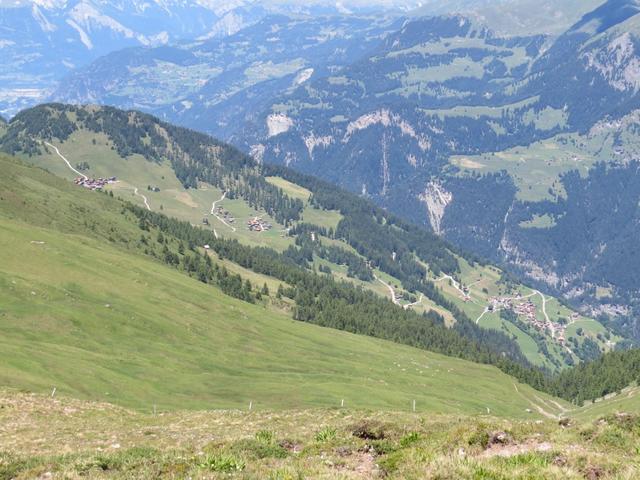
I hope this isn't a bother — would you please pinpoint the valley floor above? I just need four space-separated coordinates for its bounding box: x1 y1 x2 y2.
1 389 639 480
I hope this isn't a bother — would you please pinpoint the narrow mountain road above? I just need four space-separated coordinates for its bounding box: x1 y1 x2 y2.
403 294 424 310
434 274 474 302
533 290 550 323
134 187 151 211
373 274 423 310
210 192 236 232
532 289 574 354
44 141 87 180
211 191 227 214
46 141 151 211
476 307 492 324
374 274 400 306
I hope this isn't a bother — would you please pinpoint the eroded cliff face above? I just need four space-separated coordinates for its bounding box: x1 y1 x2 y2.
585 32 640 92
344 110 431 152
419 182 452 236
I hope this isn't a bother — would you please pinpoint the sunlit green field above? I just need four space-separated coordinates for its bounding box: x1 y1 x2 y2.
450 124 640 202
15 129 615 372
0 155 566 417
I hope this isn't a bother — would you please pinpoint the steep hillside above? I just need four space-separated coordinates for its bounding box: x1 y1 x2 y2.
0 154 563 415
43 2 640 343
228 2 640 341
2 388 638 480
0 103 618 372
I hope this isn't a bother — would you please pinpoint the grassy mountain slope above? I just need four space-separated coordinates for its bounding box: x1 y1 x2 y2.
574 384 640 420
0 103 616 372
43 2 640 344
0 154 566 417
2 388 638 480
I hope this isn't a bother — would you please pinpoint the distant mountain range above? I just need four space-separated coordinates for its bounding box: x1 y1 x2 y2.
1 102 621 371
0 0 603 116
37 0 640 342
6 0 640 338
0 0 428 116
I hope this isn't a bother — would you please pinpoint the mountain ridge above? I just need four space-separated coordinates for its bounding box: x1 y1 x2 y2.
0 105 637 407
0 102 620 373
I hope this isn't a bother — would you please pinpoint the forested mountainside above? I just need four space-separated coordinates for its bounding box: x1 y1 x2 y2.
1 107 638 409
4 151 558 415
6 3 640 478
46 1 640 343
0 104 621 374
3 105 640 480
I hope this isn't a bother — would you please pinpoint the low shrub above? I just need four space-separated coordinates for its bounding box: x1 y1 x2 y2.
315 427 337 442
230 439 288 459
198 454 245 473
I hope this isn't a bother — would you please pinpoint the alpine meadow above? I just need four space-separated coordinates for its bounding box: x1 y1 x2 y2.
1 1 640 479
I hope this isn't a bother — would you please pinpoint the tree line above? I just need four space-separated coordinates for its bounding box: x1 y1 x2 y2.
126 201 640 405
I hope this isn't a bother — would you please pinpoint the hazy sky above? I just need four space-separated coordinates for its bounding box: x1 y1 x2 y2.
0 0 427 8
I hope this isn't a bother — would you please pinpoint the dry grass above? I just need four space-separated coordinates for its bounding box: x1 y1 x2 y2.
2 390 639 479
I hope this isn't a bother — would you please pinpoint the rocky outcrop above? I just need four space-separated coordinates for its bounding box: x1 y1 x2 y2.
585 32 640 92
419 181 452 235
303 133 333 159
344 109 431 151
266 113 294 138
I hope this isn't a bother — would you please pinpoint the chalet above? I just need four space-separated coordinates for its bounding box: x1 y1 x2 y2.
247 216 272 232
74 176 117 190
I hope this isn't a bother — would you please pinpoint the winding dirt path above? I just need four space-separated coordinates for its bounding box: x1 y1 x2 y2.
513 383 559 420
46 141 151 212
210 192 236 232
44 141 87 180
531 289 574 355
403 294 424 310
476 307 492 324
211 191 226 214
134 187 151 211
434 274 474 303
374 274 400 306
374 274 423 310
532 290 550 323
